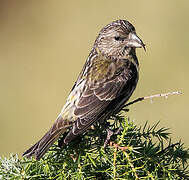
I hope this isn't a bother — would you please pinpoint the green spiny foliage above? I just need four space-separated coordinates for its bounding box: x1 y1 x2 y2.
0 115 189 180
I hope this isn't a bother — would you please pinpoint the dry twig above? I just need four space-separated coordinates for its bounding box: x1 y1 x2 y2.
124 91 182 108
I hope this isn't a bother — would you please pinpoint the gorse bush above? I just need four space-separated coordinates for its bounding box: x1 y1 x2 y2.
0 113 189 179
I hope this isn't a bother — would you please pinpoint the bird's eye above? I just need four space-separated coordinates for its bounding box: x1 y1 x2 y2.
114 36 124 41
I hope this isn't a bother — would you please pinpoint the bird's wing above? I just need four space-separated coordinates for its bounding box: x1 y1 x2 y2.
64 57 138 143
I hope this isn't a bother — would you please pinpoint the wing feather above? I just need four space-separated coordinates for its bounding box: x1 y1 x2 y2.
63 57 138 144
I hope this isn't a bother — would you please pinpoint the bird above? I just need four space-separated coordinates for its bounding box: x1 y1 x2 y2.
23 19 145 160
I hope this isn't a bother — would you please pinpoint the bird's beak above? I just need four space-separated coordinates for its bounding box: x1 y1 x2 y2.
126 33 146 51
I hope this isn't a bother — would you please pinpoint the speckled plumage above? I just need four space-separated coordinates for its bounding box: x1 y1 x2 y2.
23 20 145 160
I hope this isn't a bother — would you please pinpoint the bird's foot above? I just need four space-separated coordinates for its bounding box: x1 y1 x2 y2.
103 126 123 148
104 128 114 148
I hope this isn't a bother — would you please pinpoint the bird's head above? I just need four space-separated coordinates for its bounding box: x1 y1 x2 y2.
95 20 145 58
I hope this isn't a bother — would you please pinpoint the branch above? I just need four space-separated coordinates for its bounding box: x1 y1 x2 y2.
109 141 130 151
124 91 182 108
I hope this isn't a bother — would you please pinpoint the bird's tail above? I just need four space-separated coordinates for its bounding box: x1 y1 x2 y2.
23 116 68 160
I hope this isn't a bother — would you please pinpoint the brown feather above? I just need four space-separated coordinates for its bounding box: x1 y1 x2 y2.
23 19 143 159
23 116 70 159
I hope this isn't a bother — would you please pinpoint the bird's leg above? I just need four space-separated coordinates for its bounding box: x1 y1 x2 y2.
104 128 114 148
103 125 123 148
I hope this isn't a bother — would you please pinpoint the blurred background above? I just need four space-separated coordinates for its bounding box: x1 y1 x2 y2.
0 0 188 157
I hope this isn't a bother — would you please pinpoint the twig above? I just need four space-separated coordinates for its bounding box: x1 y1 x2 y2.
109 142 139 178
109 141 129 151
113 145 117 179
124 91 182 108
123 151 139 179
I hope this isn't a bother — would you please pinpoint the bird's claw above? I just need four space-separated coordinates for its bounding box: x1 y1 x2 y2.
104 128 114 148
103 126 123 148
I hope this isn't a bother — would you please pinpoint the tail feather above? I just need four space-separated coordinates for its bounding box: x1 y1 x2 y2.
23 116 69 160
23 129 63 160
23 141 39 158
